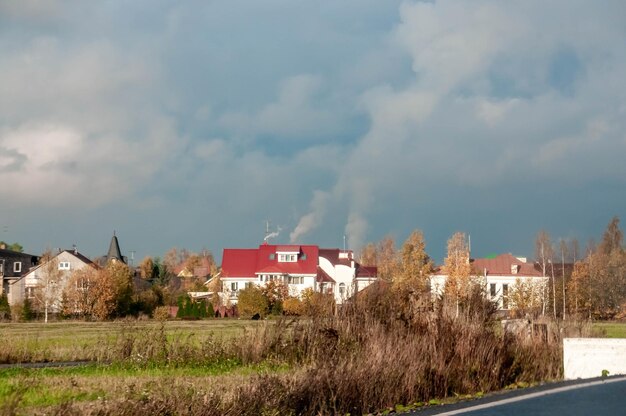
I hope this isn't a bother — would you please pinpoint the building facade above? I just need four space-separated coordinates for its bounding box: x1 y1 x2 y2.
0 246 39 306
430 253 547 310
220 244 377 304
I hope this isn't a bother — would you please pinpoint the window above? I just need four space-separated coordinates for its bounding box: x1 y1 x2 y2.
288 276 303 285
490 283 497 298
278 253 298 263
26 287 36 299
339 283 346 297
13 262 22 273
231 282 238 292
0 261 4 275
58 262 71 270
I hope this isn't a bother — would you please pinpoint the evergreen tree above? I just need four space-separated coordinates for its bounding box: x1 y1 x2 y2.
0 294 11 320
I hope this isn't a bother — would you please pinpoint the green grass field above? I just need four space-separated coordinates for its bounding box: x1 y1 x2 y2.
0 319 265 363
592 321 626 338
0 319 281 412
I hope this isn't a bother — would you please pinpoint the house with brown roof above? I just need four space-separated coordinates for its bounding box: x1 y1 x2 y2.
430 253 547 310
220 243 378 304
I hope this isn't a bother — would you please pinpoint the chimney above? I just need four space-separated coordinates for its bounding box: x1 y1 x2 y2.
73 244 78 255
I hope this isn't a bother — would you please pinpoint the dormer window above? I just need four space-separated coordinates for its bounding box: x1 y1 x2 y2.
278 254 297 262
13 262 22 273
511 264 519 274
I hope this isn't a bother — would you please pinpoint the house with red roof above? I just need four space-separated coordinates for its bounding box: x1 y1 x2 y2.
220 244 377 304
430 253 547 310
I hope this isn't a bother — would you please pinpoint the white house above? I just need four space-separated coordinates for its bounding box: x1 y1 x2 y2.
430 253 547 310
23 248 98 313
219 243 377 304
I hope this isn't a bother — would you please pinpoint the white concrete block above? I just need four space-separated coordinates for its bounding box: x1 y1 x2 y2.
563 338 626 380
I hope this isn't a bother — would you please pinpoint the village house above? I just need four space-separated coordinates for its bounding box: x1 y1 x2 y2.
23 246 98 312
22 233 122 314
219 243 377 304
0 244 39 306
430 253 547 310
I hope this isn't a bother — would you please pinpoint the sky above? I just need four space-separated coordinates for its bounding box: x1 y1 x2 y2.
1 0 625 264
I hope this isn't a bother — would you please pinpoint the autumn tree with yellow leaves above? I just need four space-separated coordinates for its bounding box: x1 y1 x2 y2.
442 232 472 317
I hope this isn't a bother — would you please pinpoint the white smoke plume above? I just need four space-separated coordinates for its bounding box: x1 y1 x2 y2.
290 190 330 243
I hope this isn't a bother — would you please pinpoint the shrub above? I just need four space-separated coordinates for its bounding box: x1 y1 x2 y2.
283 297 304 316
176 295 212 319
153 305 171 321
237 285 269 319
301 288 335 317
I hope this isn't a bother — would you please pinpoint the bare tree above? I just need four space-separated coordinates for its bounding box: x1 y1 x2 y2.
535 230 553 316
559 239 569 319
34 251 62 323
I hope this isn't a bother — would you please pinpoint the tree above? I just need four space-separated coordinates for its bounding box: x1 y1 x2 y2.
62 266 100 319
163 247 182 277
283 296 305 316
568 260 590 317
138 256 157 280
89 262 135 320
535 230 554 316
396 230 433 292
260 280 289 315
509 277 543 318
21 297 33 321
301 287 335 317
442 232 472 317
34 250 62 323
376 236 399 282
0 241 23 252
0 294 10 321
358 243 377 267
237 285 269 318
559 239 569 318
390 230 434 319
600 216 623 255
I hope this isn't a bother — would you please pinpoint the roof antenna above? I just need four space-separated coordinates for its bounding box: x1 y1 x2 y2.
263 220 280 244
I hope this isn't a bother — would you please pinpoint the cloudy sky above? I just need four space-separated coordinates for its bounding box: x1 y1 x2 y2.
1 0 625 263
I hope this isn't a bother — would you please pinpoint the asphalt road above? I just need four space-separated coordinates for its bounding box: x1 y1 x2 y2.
408 376 626 416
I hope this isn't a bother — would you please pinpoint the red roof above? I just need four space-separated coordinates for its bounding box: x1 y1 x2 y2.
356 265 377 279
221 244 319 278
318 248 353 266
316 266 336 283
276 245 302 253
471 253 543 277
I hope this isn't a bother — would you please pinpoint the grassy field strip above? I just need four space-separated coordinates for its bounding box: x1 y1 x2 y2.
592 322 626 338
0 320 267 363
0 361 289 408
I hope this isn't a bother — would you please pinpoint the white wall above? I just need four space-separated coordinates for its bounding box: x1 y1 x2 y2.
564 338 626 379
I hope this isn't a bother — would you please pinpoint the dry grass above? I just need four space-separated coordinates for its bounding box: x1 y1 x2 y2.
2 290 564 415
